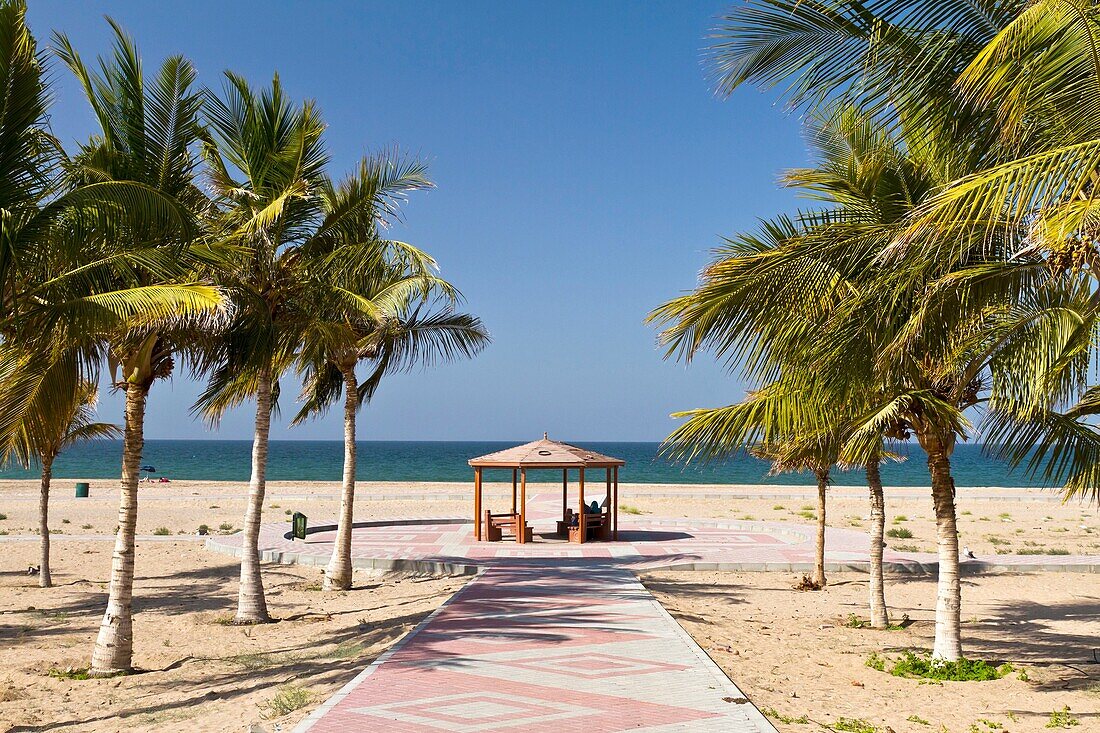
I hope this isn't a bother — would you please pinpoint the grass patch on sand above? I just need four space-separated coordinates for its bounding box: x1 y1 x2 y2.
264 685 314 718
620 504 643 515
844 613 910 630
867 651 1013 681
760 707 810 725
798 510 816 520
886 527 913 539
834 718 881 733
47 667 93 681
229 652 286 670
153 526 171 536
1046 707 1079 728
907 715 930 725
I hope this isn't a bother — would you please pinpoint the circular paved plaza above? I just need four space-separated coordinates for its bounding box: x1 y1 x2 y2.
205 492 1100 574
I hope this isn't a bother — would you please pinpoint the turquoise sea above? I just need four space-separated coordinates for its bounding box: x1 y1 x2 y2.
0 440 1044 487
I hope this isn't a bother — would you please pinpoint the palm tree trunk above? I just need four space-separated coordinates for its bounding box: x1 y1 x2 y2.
813 469 828 587
923 433 962 661
90 382 147 674
324 366 358 591
866 461 889 629
38 457 54 588
236 364 272 623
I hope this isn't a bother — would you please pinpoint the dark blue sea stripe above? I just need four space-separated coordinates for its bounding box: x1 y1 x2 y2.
0 440 1042 487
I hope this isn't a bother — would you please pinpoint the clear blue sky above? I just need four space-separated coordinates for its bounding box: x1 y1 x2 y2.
29 1 805 442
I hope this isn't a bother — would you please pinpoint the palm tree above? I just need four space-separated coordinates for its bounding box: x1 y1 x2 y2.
53 22 222 675
0 1 205 458
4 375 119 587
754 433 841 588
196 77 457 618
651 103 1036 659
705 2 1100 511
194 72 330 624
294 237 489 589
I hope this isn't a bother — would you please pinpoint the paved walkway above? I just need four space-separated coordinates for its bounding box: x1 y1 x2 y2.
293 565 775 732
204 491 1097 732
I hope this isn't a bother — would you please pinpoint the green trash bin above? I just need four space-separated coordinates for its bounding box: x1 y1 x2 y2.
292 512 307 540
75 482 89 498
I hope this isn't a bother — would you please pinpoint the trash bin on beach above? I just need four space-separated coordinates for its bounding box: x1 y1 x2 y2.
292 512 307 540
75 482 89 498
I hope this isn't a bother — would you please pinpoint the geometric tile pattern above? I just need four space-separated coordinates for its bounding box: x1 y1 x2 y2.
293 566 777 732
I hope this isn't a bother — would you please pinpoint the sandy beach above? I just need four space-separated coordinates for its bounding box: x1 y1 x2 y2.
2 478 1096 559
1 479 1098 731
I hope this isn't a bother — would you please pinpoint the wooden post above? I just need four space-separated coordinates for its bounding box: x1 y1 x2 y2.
561 468 567 522
519 468 527 544
474 467 482 541
607 468 616 537
511 468 517 514
613 465 619 540
578 466 586 544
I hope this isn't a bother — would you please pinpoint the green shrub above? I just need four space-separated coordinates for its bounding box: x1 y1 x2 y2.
907 715 930 725
0 513 7 520
886 527 913 539
844 613 866 628
218 522 233 532
865 653 886 671
888 651 1012 681
620 504 643 515
264 685 314 718
81 524 92 530
893 515 908 522
772 504 785 510
1046 707 1079 729
798 510 816 520
152 527 171 536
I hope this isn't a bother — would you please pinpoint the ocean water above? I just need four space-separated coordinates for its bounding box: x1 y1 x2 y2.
0 440 1045 487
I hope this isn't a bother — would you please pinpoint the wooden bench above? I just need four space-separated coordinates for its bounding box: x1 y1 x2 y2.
561 510 611 543
483 510 532 543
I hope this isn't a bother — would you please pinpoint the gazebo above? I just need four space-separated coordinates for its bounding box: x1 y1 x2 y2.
468 434 624 544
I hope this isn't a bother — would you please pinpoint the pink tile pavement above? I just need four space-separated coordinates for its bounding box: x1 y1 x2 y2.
293 566 776 732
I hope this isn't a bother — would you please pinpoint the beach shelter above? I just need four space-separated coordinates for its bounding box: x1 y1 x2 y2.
468 434 625 544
